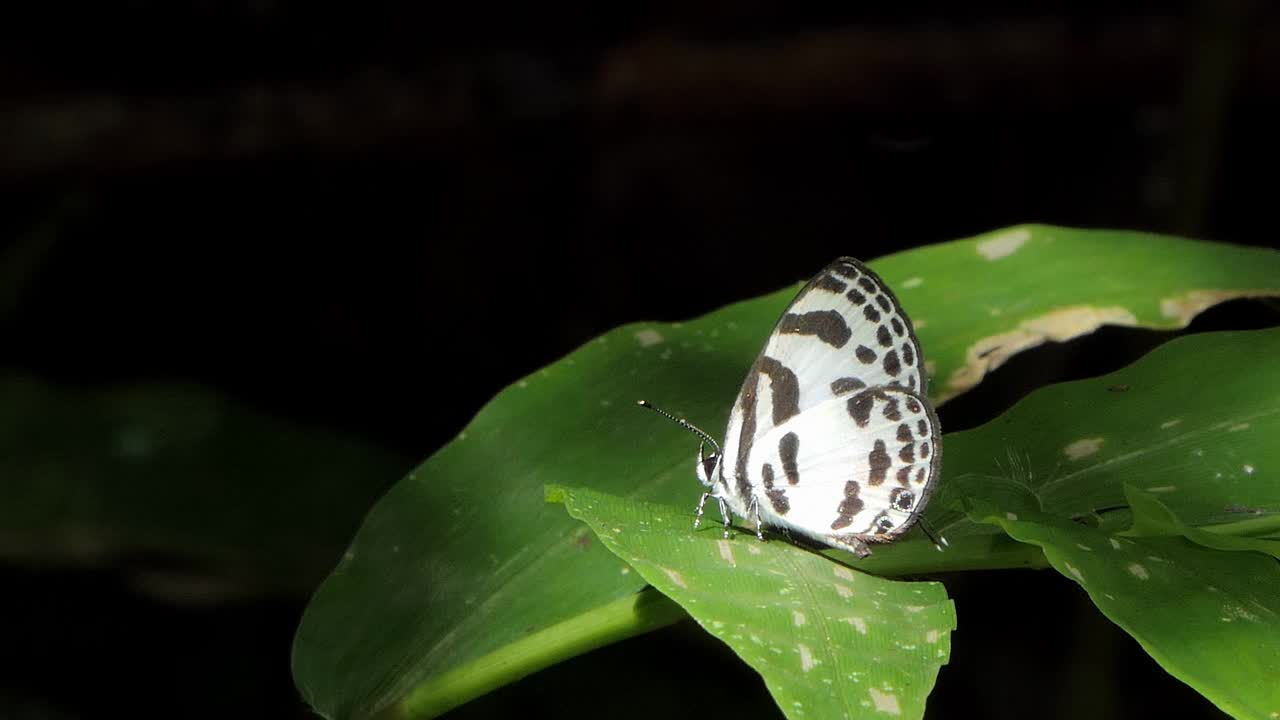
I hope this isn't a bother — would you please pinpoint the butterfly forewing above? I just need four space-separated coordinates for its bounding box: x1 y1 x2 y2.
721 258 927 487
743 387 941 551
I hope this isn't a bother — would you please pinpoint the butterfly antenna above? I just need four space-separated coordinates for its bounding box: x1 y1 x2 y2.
918 517 948 552
636 400 721 454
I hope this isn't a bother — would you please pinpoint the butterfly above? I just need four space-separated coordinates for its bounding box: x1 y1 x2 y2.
641 257 943 558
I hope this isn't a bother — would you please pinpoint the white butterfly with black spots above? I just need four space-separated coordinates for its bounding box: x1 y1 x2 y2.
644 257 942 558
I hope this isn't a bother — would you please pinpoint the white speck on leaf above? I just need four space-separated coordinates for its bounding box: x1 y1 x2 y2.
1229 423 1250 432
1064 437 1105 460
793 610 806 627
976 227 1031 260
1064 563 1086 583
1244 464 1256 475
798 644 815 672
633 328 664 347
834 566 855 581
1159 289 1277 323
926 629 940 644
835 584 853 598
660 567 688 588
846 616 868 634
718 540 736 567
1127 563 1149 580
1076 543 1093 551
868 687 902 715
902 277 923 288
1109 538 1123 550
747 544 762 555
1160 418 1182 429
1146 485 1177 493
1006 512 1018 521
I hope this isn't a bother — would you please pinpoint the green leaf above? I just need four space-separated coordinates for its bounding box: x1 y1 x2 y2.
937 327 1280 718
970 502 1280 720
552 485 955 720
876 224 1280 402
0 373 409 597
293 227 1280 719
1123 485 1280 560
938 326 1280 533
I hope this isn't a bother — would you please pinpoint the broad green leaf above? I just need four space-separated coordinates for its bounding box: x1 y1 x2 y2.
551 485 955 720
933 327 1280 718
970 502 1280 720
293 227 1280 719
1 373 410 597
938 326 1280 536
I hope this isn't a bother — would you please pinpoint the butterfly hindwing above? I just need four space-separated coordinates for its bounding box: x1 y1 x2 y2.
742 386 941 555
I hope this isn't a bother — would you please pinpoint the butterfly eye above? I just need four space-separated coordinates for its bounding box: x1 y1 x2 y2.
890 488 915 512
701 453 719 480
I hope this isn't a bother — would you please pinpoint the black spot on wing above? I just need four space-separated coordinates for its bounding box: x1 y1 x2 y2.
857 276 878 294
905 397 922 414
899 444 915 463
902 342 915 367
875 295 892 312
883 349 901 377
869 510 894 535
761 463 789 514
920 441 930 459
758 356 800 426
767 489 789 514
896 466 912 486
812 274 848 294
882 397 902 422
891 317 905 336
917 419 928 436
876 325 893 348
847 289 867 305
863 304 881 323
855 345 877 364
779 432 800 485
896 423 913 442
848 393 874 428
779 310 851 348
830 261 860 279
830 481 863 530
831 377 867 395
868 439 891 485
889 487 915 511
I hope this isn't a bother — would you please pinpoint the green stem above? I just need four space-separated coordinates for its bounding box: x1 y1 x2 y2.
385 588 686 720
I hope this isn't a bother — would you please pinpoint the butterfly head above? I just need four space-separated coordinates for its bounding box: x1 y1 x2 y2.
695 442 721 489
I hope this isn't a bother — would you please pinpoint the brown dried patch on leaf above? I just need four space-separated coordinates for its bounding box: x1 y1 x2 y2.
942 306 1138 403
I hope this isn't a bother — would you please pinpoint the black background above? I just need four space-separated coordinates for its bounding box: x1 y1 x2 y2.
3 2 1278 718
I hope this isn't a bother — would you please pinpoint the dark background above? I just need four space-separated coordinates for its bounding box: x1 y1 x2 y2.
3 2 1279 718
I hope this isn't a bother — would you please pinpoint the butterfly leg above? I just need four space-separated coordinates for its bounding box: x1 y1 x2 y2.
692 491 713 530
747 495 764 540
716 497 731 539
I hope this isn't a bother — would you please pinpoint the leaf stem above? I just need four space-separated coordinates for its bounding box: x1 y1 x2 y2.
386 588 686 720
